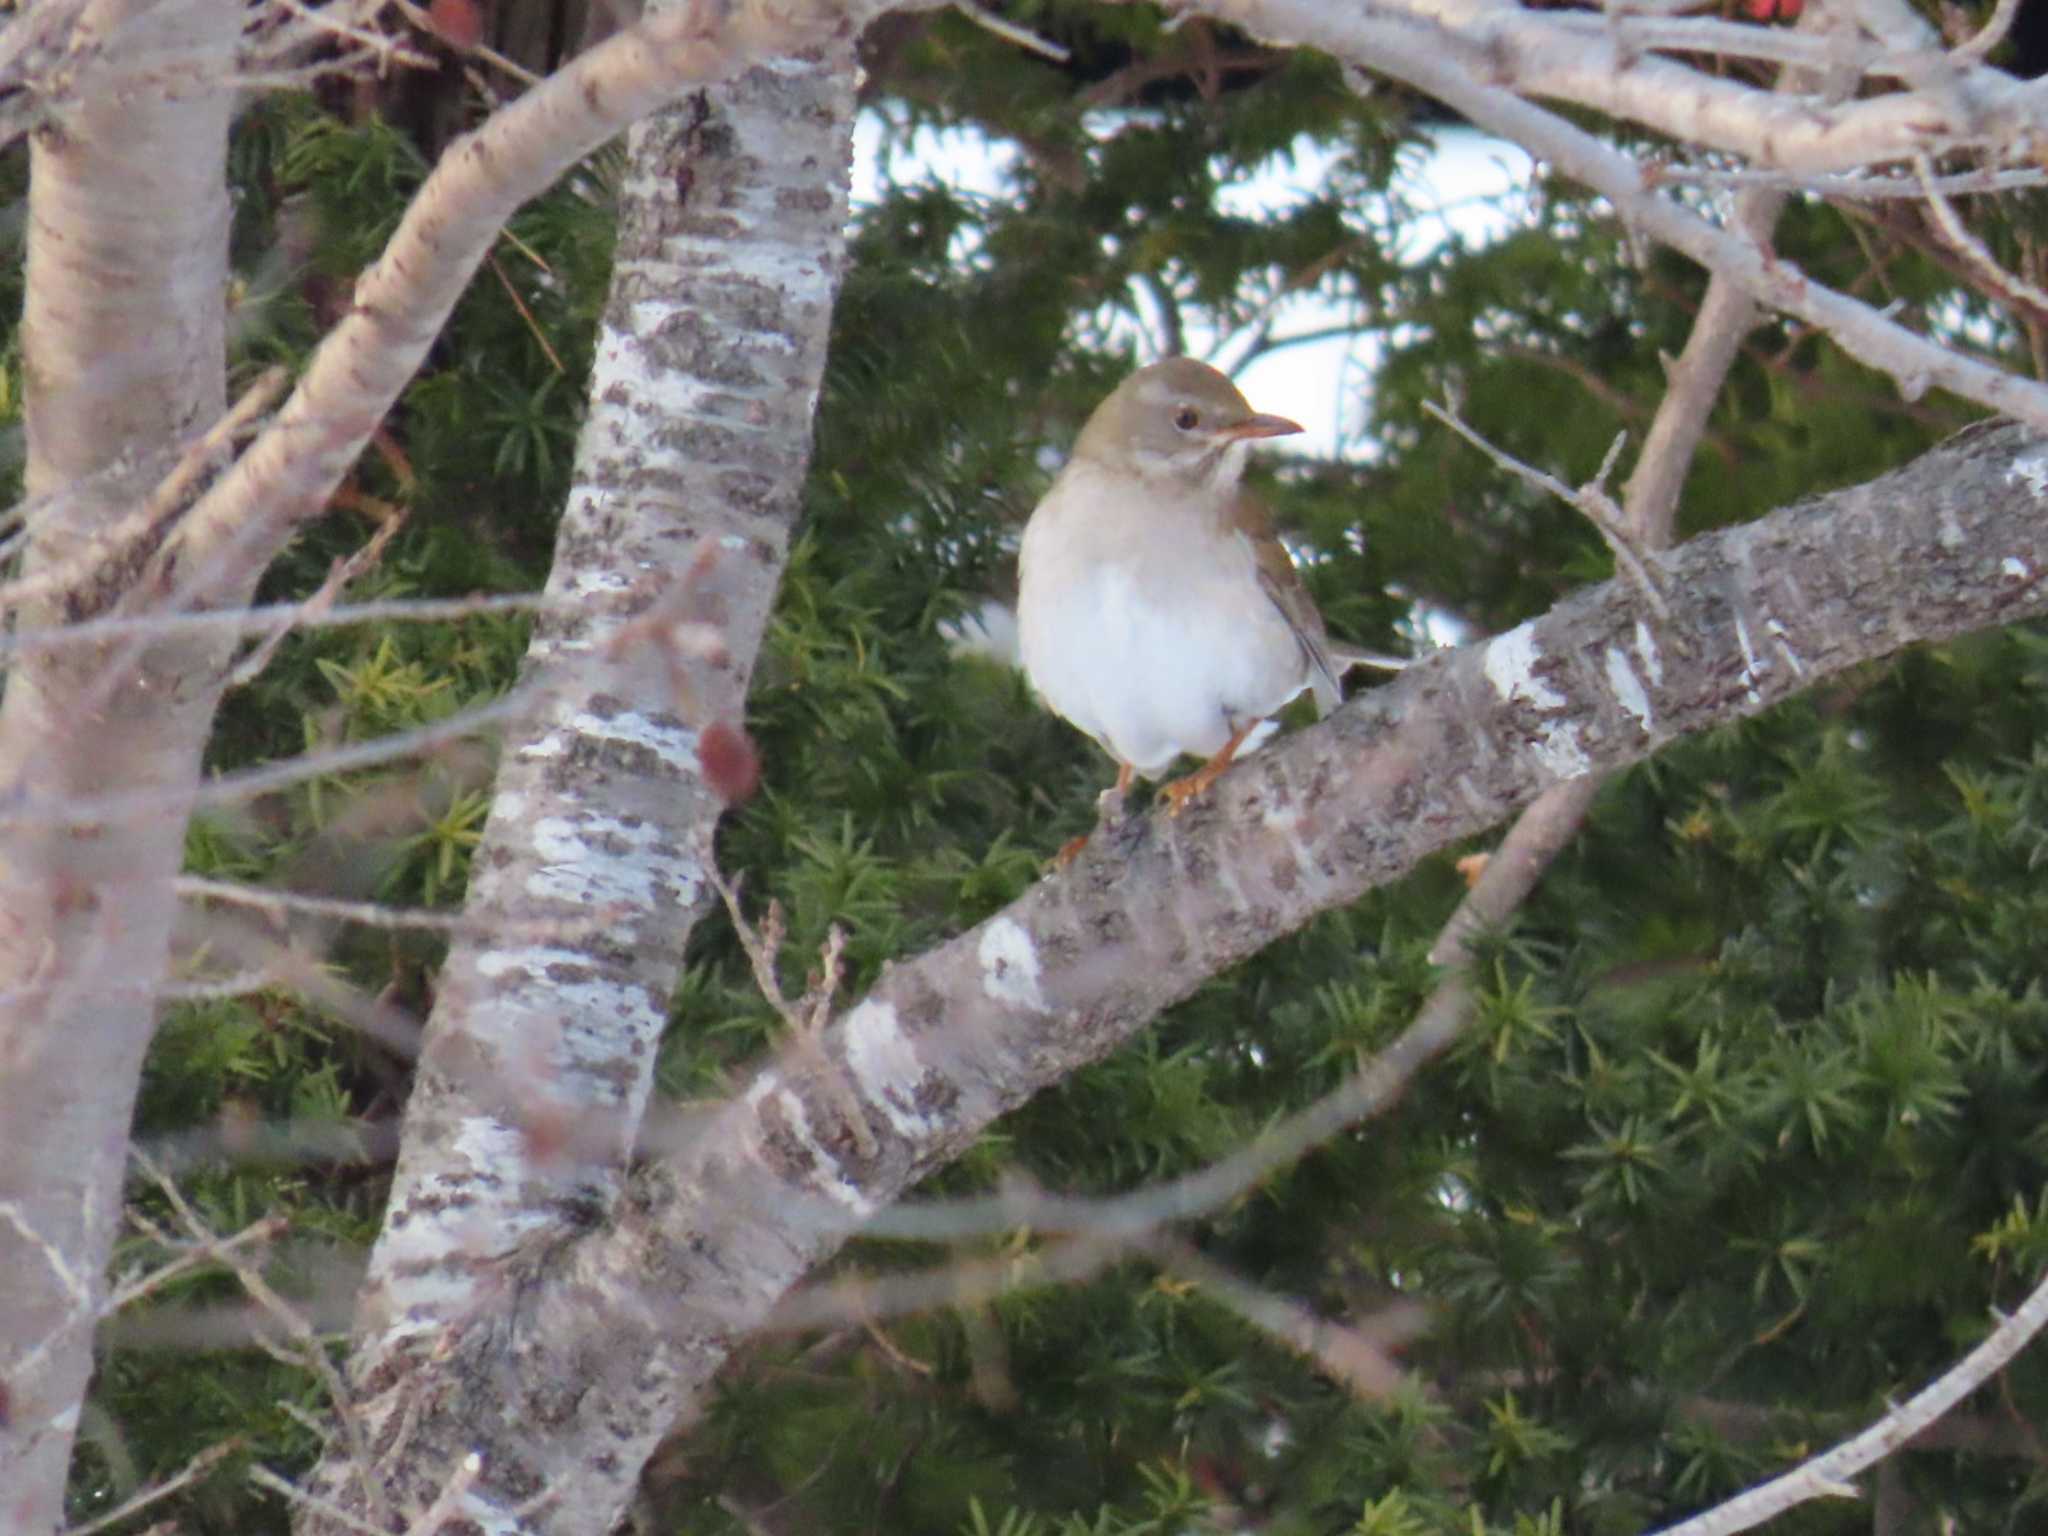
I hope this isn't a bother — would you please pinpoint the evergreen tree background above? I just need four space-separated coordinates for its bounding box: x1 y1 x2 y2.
29 2 2048 1531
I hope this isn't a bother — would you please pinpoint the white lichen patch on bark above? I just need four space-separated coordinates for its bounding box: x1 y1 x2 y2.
453 1483 517 1536
978 916 1048 1014
600 316 748 418
1731 611 1766 704
1604 646 1653 732
2005 557 2033 580
471 945 666 1102
1634 619 1663 686
1484 622 1568 710
843 997 941 1138
1765 617 1806 676
528 813 696 909
557 562 634 599
377 1112 558 1328
1482 622 1591 780
521 708 700 765
2006 453 2048 500
1261 798 1302 833
744 1073 874 1217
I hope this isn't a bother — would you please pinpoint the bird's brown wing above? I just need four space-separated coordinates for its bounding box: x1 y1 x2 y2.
1227 492 1343 717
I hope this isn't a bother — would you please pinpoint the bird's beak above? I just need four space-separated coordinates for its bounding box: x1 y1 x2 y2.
1224 412 1304 440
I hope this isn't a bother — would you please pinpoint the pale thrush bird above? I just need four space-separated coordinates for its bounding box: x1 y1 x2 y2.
1018 357 1354 816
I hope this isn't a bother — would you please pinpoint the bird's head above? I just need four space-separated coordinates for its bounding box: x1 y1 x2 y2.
1072 357 1303 492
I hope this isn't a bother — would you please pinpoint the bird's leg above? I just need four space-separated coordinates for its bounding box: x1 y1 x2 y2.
1098 760 1135 824
1054 762 1138 867
1160 723 1257 817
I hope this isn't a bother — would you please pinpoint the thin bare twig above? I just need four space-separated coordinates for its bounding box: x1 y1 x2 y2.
61 1439 243 1536
1914 152 2048 320
1951 0 2022 61
388 0 546 86
485 254 567 374
261 0 434 75
227 509 408 689
1651 1272 2048 1535
132 1149 389 1526
5 676 539 835
1422 399 1671 618
712 870 873 1156
0 1200 96 1382
248 1467 391 1536
105 1212 287 1313
953 1 1070 62
768 1233 1129 1331
177 874 621 939
1151 1235 1426 1402
0 589 552 664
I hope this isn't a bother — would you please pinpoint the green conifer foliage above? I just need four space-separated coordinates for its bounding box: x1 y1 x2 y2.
45 3 2048 1532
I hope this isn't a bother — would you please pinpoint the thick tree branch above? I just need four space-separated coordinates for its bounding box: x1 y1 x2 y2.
0 0 243 1519
1353 0 2043 174
355 423 2048 1536
293 12 870 1534
163 0 885 613
1209 0 2048 433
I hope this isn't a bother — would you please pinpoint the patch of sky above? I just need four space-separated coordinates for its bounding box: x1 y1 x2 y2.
855 110 1527 660
852 109 1532 461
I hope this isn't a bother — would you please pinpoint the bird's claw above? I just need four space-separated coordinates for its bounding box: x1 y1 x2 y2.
1159 762 1225 816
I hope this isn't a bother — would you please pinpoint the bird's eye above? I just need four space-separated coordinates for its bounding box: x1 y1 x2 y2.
1173 406 1200 431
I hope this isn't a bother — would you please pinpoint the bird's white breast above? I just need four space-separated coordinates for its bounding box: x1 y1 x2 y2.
1017 465 1309 777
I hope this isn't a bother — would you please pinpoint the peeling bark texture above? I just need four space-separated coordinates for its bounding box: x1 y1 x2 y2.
0 0 241 1526
301 42 859 1536
324 419 2048 1532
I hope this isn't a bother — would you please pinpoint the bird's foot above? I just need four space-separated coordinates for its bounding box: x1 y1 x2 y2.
1159 759 1228 817
1158 726 1256 817
1051 832 1091 868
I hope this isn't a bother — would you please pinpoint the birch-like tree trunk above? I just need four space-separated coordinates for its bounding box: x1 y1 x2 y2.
0 1 241 1524
296 41 860 1536
14 1 2048 1530
0 4 868 1527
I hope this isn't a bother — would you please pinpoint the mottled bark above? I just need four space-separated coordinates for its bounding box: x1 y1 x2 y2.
0 3 875 1527
168 0 872 610
0 0 241 1525
310 401 2048 1532
299 40 860 1536
586 419 2045 1436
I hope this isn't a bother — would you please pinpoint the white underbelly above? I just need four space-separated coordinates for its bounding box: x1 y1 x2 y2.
1019 548 1306 776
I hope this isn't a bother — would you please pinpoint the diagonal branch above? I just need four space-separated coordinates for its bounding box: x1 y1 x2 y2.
162 0 886 615
1651 1269 2048 1535
1214 0 2048 432
421 421 2048 1536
